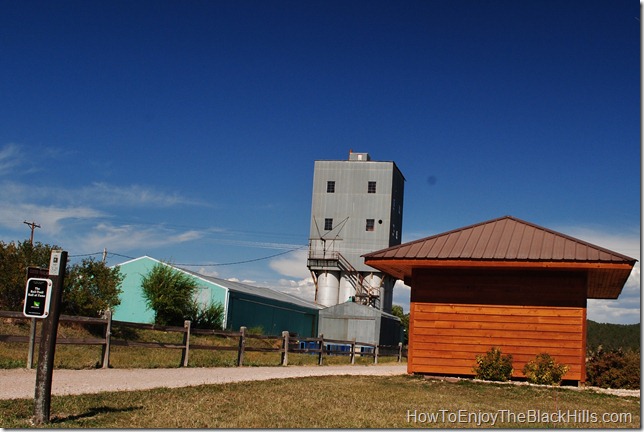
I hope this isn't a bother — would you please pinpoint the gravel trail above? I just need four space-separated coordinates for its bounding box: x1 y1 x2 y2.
0 364 407 400
1 365 638 400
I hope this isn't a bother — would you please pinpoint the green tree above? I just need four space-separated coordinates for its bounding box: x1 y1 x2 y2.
62 258 124 317
391 304 410 344
141 263 225 329
0 240 58 310
140 262 197 326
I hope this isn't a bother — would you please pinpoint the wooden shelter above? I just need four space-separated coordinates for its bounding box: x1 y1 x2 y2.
363 216 636 383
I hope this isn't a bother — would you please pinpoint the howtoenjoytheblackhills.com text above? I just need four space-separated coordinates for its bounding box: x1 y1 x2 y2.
406 409 633 427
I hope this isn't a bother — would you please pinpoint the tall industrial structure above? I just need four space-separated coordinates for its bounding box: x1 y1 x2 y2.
307 151 405 313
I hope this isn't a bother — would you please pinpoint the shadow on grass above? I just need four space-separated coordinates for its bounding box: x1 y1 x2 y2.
51 405 143 423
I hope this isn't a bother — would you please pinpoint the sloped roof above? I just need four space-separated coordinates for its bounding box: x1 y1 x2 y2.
180 267 323 311
363 216 637 299
116 256 322 311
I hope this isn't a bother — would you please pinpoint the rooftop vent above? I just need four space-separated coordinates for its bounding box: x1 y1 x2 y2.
348 151 370 161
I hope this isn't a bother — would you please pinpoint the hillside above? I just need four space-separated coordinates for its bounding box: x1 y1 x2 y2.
587 320 640 352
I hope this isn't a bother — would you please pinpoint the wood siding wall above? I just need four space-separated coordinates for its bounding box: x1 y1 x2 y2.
408 269 587 382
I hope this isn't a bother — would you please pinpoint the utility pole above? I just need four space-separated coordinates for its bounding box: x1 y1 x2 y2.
23 221 41 245
23 220 41 370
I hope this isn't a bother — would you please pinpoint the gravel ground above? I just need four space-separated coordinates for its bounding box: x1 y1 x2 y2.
0 364 407 400
1 365 638 400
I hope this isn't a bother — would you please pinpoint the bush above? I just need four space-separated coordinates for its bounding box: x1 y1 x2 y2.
473 347 513 381
141 263 199 326
522 353 569 385
188 301 224 330
586 347 640 389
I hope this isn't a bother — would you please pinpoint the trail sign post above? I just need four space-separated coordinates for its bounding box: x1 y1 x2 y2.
25 267 49 369
33 250 67 425
23 278 53 318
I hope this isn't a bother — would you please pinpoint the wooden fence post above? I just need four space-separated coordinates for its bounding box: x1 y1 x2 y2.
281 331 289 366
374 345 379 364
317 334 324 366
237 326 246 367
350 339 356 365
180 320 191 367
100 310 112 368
397 342 403 363
27 318 37 369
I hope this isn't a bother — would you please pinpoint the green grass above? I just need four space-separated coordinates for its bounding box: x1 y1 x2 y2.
0 375 639 428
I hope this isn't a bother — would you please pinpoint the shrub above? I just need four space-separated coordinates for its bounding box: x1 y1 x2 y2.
188 301 224 330
586 347 640 389
522 353 569 385
141 262 199 326
473 347 513 381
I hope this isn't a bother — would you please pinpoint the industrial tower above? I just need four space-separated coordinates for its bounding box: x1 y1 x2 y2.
307 151 405 312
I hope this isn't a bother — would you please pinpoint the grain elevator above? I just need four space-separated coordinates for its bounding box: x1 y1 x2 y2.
307 151 405 314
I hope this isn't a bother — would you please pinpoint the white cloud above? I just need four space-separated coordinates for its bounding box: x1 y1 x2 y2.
269 249 310 279
392 280 411 313
77 223 204 253
79 182 208 208
0 202 104 234
0 143 22 175
276 277 316 302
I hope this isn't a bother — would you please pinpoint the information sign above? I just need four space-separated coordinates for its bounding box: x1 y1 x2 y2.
23 278 53 318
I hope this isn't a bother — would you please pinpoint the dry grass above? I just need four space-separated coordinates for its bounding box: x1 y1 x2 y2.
0 319 401 369
0 375 639 428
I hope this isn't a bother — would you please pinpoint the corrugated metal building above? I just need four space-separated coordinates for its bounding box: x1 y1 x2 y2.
307 151 405 310
364 216 637 383
318 302 403 346
113 256 321 337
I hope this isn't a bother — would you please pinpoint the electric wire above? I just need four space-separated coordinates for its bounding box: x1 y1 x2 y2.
69 246 306 267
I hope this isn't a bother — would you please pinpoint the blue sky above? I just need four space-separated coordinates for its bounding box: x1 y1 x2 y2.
0 0 639 323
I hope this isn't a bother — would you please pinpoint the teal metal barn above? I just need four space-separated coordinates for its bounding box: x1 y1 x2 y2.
113 256 321 337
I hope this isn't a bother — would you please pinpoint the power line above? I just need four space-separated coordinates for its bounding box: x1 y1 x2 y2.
174 246 306 267
68 246 306 267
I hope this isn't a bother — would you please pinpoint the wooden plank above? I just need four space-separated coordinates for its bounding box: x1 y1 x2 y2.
412 311 583 325
413 327 582 341
413 303 584 317
111 321 187 333
412 364 581 381
110 340 185 349
189 344 239 352
411 351 583 367
59 315 107 325
412 342 581 358
413 320 583 333
413 334 582 348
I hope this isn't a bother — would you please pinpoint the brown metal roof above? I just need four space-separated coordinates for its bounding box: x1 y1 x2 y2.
363 216 637 299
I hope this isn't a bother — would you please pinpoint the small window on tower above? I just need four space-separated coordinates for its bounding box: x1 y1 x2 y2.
368 181 376 193
324 218 333 231
366 219 375 231
326 181 335 193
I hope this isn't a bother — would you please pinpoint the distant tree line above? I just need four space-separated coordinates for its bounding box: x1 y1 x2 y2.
586 320 640 352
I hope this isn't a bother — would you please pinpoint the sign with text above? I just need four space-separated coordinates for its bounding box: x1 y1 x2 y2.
23 278 53 318
48 250 62 276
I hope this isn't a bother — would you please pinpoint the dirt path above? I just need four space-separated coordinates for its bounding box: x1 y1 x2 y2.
0 364 407 400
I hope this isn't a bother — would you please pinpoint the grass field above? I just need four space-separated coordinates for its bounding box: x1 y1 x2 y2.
0 319 399 369
0 375 639 428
